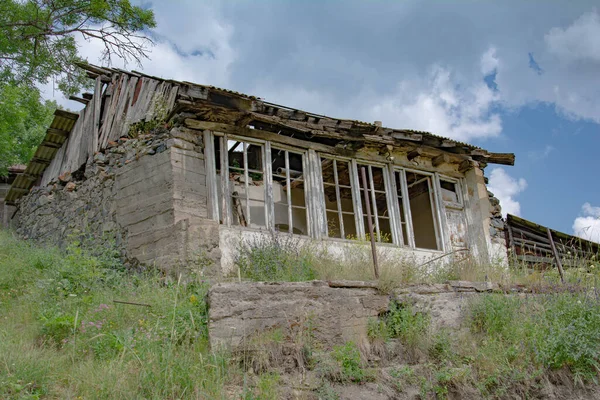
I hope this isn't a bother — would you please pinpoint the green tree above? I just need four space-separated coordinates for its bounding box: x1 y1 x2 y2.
0 0 156 176
0 0 156 95
0 82 56 176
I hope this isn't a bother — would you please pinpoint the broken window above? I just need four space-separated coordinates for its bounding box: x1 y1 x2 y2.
357 164 392 243
439 178 462 208
271 147 308 235
213 136 268 228
207 131 453 251
321 157 357 239
404 171 440 250
393 171 410 246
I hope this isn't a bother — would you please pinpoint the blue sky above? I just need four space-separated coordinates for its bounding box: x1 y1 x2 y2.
43 0 600 242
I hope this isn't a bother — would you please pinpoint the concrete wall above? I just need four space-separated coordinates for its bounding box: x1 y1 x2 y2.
218 225 446 277
463 164 502 265
209 281 389 350
12 125 219 275
208 280 500 351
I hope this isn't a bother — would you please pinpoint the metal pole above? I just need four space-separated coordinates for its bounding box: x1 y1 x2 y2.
360 167 379 279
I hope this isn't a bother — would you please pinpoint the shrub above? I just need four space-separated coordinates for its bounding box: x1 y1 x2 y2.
469 294 520 336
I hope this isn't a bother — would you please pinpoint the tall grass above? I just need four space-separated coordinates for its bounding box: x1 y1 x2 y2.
0 229 229 399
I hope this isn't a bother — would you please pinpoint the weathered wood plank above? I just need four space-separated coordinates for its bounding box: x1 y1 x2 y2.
92 76 103 153
185 119 339 155
69 96 89 105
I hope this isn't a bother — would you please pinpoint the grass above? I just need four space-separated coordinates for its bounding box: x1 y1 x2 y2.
3 227 600 399
234 232 600 293
368 293 600 398
0 229 229 399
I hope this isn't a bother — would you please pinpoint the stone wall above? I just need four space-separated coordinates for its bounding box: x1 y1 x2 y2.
487 189 509 264
209 281 389 350
208 280 500 351
12 122 219 274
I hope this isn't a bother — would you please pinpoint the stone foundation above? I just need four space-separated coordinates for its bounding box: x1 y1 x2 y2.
208 280 500 351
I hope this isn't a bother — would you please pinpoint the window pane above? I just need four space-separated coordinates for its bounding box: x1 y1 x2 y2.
406 171 439 250
322 157 357 239
225 139 266 229
271 147 308 235
357 164 391 242
440 180 459 204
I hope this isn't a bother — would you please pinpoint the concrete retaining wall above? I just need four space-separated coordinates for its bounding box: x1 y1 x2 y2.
208 280 499 351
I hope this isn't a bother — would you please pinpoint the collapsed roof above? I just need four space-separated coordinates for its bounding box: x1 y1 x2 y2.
5 62 514 205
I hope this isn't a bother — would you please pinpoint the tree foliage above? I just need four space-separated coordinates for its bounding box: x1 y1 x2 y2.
0 0 156 95
0 1 156 176
0 82 56 176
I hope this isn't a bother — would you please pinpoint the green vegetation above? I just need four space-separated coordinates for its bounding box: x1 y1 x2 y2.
0 0 157 177
3 229 600 398
0 229 227 399
368 294 600 398
331 342 373 383
236 234 315 282
0 0 156 95
0 83 56 176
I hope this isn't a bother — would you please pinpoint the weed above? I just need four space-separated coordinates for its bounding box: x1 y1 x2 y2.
236 233 315 281
331 342 374 383
0 229 226 399
385 301 429 346
315 381 340 400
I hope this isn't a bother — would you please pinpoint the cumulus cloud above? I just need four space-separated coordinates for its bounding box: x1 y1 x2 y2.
487 168 527 217
573 203 600 243
480 47 500 75
545 10 600 63
368 64 502 141
38 3 600 135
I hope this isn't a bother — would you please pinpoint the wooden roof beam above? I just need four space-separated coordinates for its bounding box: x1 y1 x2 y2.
472 152 515 166
69 95 90 105
432 153 450 167
407 148 423 161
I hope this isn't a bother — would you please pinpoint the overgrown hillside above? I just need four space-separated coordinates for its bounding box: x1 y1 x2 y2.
1 229 600 399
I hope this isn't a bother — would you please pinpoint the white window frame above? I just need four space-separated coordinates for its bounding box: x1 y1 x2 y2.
271 145 310 235
204 131 461 252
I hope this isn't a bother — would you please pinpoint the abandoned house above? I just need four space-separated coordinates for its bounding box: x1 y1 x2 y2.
3 63 517 275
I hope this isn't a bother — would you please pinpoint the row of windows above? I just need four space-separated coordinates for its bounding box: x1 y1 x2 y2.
204 133 464 252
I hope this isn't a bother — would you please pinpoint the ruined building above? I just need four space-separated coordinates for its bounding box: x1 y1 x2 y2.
3 64 515 275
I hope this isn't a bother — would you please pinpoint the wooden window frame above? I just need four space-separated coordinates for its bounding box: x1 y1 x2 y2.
271 145 310 235
204 131 456 252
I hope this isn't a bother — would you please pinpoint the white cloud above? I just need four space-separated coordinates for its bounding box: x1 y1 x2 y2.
36 4 600 137
573 203 600 243
368 63 502 142
480 46 499 75
527 144 554 161
545 10 600 63
487 168 527 217
247 50 504 142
